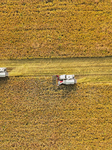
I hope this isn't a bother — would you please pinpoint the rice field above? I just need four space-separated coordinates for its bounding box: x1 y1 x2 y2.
0 0 112 149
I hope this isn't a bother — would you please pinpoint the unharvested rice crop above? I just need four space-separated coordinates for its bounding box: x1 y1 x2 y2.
0 0 112 59
0 77 112 149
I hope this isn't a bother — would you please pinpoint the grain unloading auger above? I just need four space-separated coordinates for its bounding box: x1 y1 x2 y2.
52 75 77 86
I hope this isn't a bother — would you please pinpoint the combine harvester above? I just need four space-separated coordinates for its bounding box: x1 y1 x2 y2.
0 68 8 77
52 75 77 86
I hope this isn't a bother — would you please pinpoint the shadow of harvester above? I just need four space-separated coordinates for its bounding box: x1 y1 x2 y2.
52 75 77 99
0 77 9 86
58 84 77 99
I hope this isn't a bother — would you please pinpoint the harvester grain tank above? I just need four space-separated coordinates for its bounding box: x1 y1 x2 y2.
0 68 8 77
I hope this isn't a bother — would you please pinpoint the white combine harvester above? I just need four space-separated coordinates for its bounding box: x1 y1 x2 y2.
0 68 8 77
55 74 77 86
